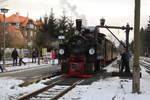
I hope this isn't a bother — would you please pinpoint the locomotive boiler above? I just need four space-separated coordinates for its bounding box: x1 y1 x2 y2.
58 19 117 77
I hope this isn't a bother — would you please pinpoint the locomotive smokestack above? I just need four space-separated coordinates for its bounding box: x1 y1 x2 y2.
100 18 105 26
76 19 82 31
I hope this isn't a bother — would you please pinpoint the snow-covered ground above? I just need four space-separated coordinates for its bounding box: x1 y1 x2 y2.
0 58 150 100
1 58 58 72
60 66 150 100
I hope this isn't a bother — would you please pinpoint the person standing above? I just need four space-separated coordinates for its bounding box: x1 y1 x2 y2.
11 48 19 66
120 52 125 72
35 49 39 59
51 50 56 65
19 48 26 66
120 51 130 73
19 56 26 66
32 49 37 63
0 51 3 72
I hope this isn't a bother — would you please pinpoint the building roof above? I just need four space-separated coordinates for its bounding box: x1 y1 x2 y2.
0 14 4 22
35 21 43 26
1 12 43 29
5 13 36 27
1 12 43 27
6 13 20 23
6 13 28 23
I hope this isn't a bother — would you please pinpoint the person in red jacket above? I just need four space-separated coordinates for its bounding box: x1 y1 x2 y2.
51 50 56 65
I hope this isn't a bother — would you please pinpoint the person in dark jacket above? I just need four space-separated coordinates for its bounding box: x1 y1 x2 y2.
19 57 26 66
11 48 19 66
0 51 3 72
120 51 130 73
32 49 38 63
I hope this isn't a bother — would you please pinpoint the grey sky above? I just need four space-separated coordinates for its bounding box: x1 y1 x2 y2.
1 0 150 42
0 0 149 26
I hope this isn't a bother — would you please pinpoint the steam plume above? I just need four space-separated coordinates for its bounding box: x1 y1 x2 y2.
60 0 87 26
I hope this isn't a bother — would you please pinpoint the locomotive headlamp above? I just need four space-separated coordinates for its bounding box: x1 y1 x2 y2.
59 49 64 55
89 48 95 55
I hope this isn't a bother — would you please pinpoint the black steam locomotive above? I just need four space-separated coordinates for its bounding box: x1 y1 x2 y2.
58 19 117 77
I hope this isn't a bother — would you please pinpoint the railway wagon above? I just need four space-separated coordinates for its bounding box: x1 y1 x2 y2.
58 19 118 77
105 39 118 63
105 39 113 62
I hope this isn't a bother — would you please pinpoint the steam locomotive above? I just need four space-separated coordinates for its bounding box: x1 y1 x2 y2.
58 19 118 77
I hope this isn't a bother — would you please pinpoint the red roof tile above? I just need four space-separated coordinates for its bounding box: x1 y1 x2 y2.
6 13 36 27
21 18 35 27
0 14 4 22
35 21 43 26
6 13 26 23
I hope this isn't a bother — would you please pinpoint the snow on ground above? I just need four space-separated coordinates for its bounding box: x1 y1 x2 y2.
141 57 150 61
0 77 46 100
59 60 150 100
0 58 150 100
0 58 59 100
0 75 62 100
1 58 58 72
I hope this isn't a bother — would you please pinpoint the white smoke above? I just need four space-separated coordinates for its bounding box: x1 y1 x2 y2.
60 0 87 26
0 0 8 7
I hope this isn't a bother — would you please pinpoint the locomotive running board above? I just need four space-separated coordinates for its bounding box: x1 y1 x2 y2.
62 74 93 78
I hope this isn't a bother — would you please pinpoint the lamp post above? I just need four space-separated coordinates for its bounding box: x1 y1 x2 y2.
59 30 65 44
0 8 9 68
26 20 35 66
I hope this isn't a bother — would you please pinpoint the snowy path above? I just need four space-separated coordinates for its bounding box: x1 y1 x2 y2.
0 58 150 100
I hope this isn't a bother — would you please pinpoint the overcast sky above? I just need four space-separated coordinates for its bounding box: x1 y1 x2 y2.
1 0 150 42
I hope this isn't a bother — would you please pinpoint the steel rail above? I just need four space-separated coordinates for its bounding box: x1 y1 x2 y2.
18 72 61 87
17 78 65 100
50 79 84 100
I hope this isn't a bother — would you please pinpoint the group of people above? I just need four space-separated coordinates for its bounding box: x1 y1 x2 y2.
0 48 58 72
11 48 39 66
0 48 39 72
42 49 57 64
11 48 26 66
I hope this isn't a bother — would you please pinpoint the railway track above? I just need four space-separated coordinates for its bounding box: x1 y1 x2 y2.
17 77 84 100
140 57 150 70
18 71 61 87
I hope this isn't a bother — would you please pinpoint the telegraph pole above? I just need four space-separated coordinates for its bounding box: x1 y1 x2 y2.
133 0 141 93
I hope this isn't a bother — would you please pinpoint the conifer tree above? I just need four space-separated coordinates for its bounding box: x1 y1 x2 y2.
139 17 150 56
47 9 58 39
58 12 74 40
